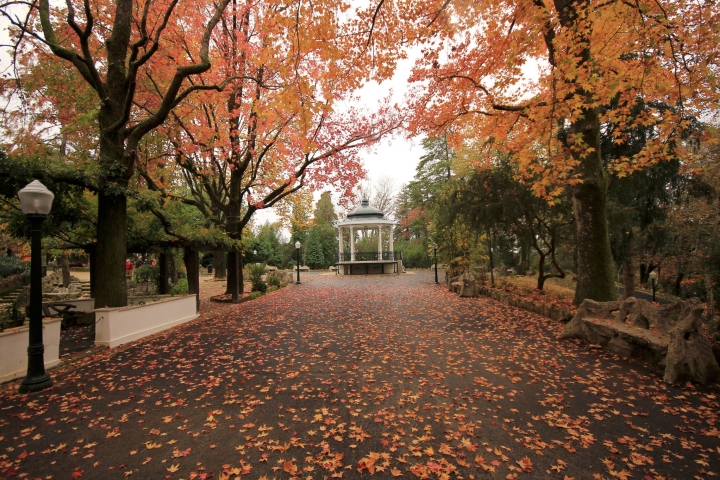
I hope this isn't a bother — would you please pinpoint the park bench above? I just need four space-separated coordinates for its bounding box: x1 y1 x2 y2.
29 301 84 327
448 273 478 298
561 296 719 384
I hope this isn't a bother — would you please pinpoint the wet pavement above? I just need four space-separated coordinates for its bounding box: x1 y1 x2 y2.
1 271 719 479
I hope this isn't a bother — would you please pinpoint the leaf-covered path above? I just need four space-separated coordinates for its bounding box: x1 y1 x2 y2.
1 272 719 479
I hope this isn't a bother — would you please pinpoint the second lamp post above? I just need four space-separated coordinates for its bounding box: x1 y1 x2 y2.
295 241 301 284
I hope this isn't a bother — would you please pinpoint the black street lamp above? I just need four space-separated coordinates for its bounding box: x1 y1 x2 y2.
17 180 54 394
433 243 439 284
295 241 301 284
648 270 658 303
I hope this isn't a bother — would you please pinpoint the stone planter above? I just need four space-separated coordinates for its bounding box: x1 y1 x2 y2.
0 318 61 384
94 295 199 349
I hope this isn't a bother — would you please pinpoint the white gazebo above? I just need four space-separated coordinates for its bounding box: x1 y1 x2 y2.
336 199 402 275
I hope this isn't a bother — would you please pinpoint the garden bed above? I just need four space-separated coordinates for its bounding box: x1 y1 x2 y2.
94 295 198 348
210 283 288 303
0 317 61 384
478 277 576 322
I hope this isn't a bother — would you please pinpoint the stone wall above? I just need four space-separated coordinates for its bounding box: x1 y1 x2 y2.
476 286 573 322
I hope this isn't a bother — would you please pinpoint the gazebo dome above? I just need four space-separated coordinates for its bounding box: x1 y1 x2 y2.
347 199 384 220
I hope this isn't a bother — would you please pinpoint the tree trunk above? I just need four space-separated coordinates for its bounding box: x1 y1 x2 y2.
550 0 617 306
622 238 635 299
537 252 547 290
214 251 226 278
674 273 684 297
705 272 714 324
169 253 178 284
183 248 200 312
94 191 128 308
639 263 647 285
569 113 617 305
158 253 169 294
225 251 239 298
60 253 71 288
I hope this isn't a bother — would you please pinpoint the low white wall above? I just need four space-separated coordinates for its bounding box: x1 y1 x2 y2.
94 295 199 349
0 318 61 384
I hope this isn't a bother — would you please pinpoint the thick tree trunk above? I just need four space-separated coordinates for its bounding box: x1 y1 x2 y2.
60 253 71 287
94 191 128 308
158 253 169 294
183 248 200 312
570 114 617 305
622 238 635 299
214 251 226 278
225 251 239 298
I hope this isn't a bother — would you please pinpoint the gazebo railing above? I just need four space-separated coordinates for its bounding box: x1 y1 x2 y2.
336 251 401 262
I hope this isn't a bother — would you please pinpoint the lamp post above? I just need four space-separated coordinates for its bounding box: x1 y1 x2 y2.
648 270 658 302
432 243 439 284
295 241 301 284
17 180 54 393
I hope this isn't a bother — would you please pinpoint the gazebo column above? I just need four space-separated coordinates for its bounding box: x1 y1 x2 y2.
338 227 344 258
388 226 394 260
377 227 382 260
350 226 355 261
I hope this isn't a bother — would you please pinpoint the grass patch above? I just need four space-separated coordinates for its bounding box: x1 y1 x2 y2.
498 275 576 300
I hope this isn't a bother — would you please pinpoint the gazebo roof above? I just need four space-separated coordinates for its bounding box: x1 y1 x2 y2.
346 199 384 220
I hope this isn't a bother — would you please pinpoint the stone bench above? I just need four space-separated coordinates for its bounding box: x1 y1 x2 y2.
562 296 719 384
448 273 477 298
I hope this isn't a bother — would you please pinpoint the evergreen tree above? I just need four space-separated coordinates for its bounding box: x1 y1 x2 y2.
305 228 326 269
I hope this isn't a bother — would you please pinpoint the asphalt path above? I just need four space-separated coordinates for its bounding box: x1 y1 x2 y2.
1 271 719 479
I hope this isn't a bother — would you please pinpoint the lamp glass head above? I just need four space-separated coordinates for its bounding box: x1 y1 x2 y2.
18 180 54 215
295 241 301 249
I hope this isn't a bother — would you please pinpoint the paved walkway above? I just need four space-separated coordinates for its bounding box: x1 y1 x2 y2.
1 272 719 479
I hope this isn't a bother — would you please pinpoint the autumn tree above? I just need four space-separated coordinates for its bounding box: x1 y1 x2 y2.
136 1 403 298
2 0 235 307
361 0 720 304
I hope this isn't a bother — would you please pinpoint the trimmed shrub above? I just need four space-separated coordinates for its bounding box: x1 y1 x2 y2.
0 256 28 279
134 264 159 283
252 280 267 293
267 275 281 287
170 278 189 295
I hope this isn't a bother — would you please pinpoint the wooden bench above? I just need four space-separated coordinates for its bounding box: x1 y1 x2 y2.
29 302 85 327
562 297 719 384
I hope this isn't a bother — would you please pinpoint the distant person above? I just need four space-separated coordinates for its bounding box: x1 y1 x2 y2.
126 260 134 278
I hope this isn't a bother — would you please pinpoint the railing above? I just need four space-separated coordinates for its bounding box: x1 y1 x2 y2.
336 251 401 262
